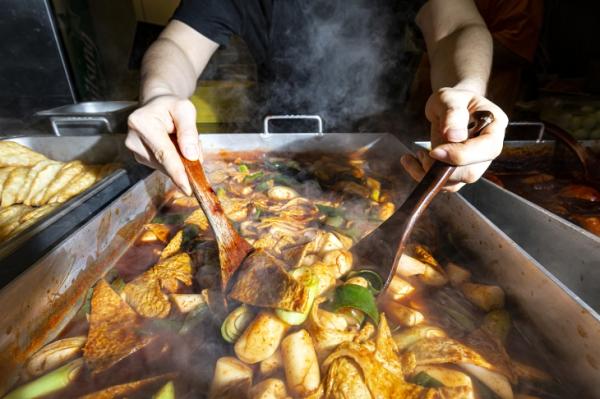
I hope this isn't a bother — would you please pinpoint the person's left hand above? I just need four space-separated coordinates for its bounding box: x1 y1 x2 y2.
401 87 508 192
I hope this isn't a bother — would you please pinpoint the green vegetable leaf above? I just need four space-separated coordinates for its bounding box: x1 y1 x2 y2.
317 204 344 217
238 164 249 173
410 371 444 388
346 269 383 294
331 284 379 325
151 213 185 225
244 171 264 183
153 381 175 399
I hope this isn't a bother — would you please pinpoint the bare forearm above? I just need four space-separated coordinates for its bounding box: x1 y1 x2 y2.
140 38 200 103
428 23 492 95
140 20 219 104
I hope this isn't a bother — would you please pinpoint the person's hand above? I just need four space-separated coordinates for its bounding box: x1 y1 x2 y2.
126 95 201 195
401 87 508 192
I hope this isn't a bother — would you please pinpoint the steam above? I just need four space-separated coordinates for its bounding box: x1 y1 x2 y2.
259 0 417 132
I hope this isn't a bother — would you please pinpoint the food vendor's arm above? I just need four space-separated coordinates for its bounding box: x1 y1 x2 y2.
126 21 218 195
402 0 508 191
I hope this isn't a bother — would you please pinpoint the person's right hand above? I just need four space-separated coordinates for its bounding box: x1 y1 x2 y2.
126 95 201 195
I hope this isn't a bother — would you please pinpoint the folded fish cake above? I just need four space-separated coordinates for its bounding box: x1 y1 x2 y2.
0 141 47 167
25 161 63 206
16 160 54 204
40 161 85 205
0 167 16 194
49 165 102 204
0 204 31 240
1 167 29 207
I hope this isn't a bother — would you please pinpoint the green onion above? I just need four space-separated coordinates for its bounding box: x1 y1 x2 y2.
272 174 298 187
153 381 175 399
331 284 379 325
316 204 344 217
77 286 94 316
151 213 185 225
472 377 501 399
244 171 264 183
111 277 126 294
216 187 227 199
332 226 361 242
410 371 444 388
325 215 345 228
221 305 255 343
275 268 319 325
255 181 271 192
181 224 201 251
4 358 83 399
346 270 383 294
238 164 250 173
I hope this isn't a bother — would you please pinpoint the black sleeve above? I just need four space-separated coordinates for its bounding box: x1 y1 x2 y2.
172 0 242 46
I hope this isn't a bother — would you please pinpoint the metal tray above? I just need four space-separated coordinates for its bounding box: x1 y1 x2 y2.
0 135 147 283
35 101 137 136
0 132 598 396
460 139 600 312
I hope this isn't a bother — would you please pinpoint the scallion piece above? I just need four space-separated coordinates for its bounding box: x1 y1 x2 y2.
221 305 254 343
275 268 318 325
346 269 383 294
410 371 444 388
4 358 84 399
317 204 344 217
331 284 379 325
325 215 345 228
152 381 175 399
238 164 249 173
244 171 264 183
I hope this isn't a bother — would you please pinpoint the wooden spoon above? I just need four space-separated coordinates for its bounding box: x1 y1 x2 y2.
170 136 253 292
352 111 494 293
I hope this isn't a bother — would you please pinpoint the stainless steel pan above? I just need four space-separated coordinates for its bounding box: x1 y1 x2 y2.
0 126 598 396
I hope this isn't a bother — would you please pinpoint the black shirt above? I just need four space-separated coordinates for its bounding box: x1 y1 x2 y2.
173 0 426 127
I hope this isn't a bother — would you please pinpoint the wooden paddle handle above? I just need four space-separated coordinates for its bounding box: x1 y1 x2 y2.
170 135 253 291
383 110 494 289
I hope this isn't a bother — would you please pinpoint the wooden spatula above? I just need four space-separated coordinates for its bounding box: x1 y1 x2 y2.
352 111 494 294
170 136 254 292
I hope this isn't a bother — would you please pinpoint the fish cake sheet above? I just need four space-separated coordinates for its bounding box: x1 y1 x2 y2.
1 167 29 207
0 167 16 194
0 205 30 240
0 141 47 167
16 160 54 204
26 162 64 206
49 165 101 204
40 161 85 205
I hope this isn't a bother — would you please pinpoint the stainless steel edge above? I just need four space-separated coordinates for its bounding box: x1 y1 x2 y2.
461 179 600 308
440 193 600 395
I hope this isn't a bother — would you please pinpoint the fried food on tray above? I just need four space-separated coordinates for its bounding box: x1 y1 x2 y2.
1 167 28 207
7 154 569 398
83 280 152 373
0 142 120 243
0 141 47 167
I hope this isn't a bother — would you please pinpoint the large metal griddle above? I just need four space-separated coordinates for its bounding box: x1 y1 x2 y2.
0 135 148 285
0 129 598 396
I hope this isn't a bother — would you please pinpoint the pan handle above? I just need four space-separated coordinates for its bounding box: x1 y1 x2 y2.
262 115 324 138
